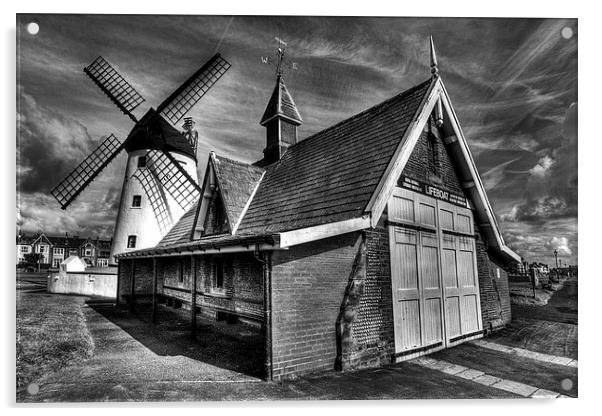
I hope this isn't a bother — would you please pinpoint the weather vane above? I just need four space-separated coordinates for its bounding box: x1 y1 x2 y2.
261 36 298 77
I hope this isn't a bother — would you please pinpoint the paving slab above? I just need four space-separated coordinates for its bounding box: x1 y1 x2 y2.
531 389 560 399
455 368 485 380
473 374 503 386
492 379 538 397
428 342 578 397
470 339 578 368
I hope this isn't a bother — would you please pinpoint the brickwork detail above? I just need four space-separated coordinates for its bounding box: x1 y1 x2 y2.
335 236 367 370
118 253 264 320
476 235 512 330
346 224 395 369
270 233 361 380
401 117 464 195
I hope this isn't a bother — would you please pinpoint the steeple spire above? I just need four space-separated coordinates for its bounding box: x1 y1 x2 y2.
429 35 439 77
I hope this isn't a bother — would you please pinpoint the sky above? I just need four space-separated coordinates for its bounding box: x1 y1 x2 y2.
15 15 578 266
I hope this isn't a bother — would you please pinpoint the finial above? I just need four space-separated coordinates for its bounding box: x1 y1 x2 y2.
429 35 439 77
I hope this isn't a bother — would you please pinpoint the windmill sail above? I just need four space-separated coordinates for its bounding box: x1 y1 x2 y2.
131 168 173 235
157 54 231 125
146 150 199 211
51 134 124 209
84 56 146 122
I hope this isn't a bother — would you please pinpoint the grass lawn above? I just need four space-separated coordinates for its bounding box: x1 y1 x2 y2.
16 292 94 389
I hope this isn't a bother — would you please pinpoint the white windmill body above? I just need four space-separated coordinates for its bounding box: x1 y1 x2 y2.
110 148 198 263
51 55 230 265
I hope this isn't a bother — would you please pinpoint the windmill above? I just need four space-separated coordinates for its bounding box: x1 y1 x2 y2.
51 53 231 263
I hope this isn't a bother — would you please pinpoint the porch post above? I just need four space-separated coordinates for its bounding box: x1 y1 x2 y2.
151 257 158 323
115 261 121 306
129 259 136 312
263 251 273 381
190 255 197 339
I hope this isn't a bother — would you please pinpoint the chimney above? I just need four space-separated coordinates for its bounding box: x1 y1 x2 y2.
259 74 302 165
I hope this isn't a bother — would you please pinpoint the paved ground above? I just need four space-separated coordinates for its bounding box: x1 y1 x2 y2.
16 271 48 293
17 275 578 402
489 277 578 358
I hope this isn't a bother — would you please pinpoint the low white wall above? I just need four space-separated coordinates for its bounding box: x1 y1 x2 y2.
48 270 117 298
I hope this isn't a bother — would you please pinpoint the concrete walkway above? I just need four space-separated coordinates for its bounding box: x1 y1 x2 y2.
18 276 578 402
19 301 519 402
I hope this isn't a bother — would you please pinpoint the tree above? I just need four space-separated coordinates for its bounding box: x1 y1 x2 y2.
22 252 43 268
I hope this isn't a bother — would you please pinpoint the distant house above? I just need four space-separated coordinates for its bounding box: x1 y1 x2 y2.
16 232 113 268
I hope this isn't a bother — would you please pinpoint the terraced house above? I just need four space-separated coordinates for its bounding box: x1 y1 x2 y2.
16 232 112 268
116 41 520 381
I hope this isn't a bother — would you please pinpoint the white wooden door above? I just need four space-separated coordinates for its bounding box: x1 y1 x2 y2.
388 187 481 356
389 189 444 353
438 200 482 343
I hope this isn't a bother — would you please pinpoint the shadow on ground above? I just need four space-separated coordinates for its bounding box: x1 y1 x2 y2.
89 302 265 379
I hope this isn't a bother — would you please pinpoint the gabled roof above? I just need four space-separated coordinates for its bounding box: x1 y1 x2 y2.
212 154 265 233
158 200 199 246
30 233 53 246
152 154 264 247
46 235 85 248
239 79 433 235
260 75 303 126
119 75 520 264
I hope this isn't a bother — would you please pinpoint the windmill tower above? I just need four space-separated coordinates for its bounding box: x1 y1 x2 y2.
51 54 231 264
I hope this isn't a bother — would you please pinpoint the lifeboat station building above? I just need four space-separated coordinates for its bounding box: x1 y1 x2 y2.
115 43 520 381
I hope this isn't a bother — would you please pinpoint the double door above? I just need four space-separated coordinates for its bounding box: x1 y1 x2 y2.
388 187 482 356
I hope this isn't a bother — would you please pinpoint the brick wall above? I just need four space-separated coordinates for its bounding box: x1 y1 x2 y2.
401 116 464 195
203 192 229 236
345 223 395 370
475 234 512 330
117 258 154 303
159 253 264 321
270 232 361 380
117 253 264 321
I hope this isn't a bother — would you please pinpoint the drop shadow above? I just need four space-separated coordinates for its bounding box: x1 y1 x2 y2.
88 301 265 380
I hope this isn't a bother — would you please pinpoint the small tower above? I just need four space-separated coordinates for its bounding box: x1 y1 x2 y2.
259 46 302 165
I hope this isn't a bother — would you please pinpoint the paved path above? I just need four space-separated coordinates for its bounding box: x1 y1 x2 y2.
20 302 518 402
18 276 578 402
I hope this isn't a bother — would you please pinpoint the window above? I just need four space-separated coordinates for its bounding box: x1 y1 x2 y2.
132 195 142 208
137 155 147 168
53 258 61 268
127 235 137 249
53 247 64 255
36 245 47 253
212 259 225 289
20 246 30 253
85 248 92 256
97 259 108 268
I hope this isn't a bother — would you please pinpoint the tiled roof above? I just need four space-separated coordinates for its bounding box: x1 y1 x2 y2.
212 154 265 231
157 200 199 246
260 76 303 125
155 155 264 246
123 78 433 257
118 233 278 258
237 79 433 234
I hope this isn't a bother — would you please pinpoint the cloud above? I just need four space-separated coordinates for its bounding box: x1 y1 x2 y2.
529 155 555 178
502 195 573 223
545 236 572 256
17 88 98 193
